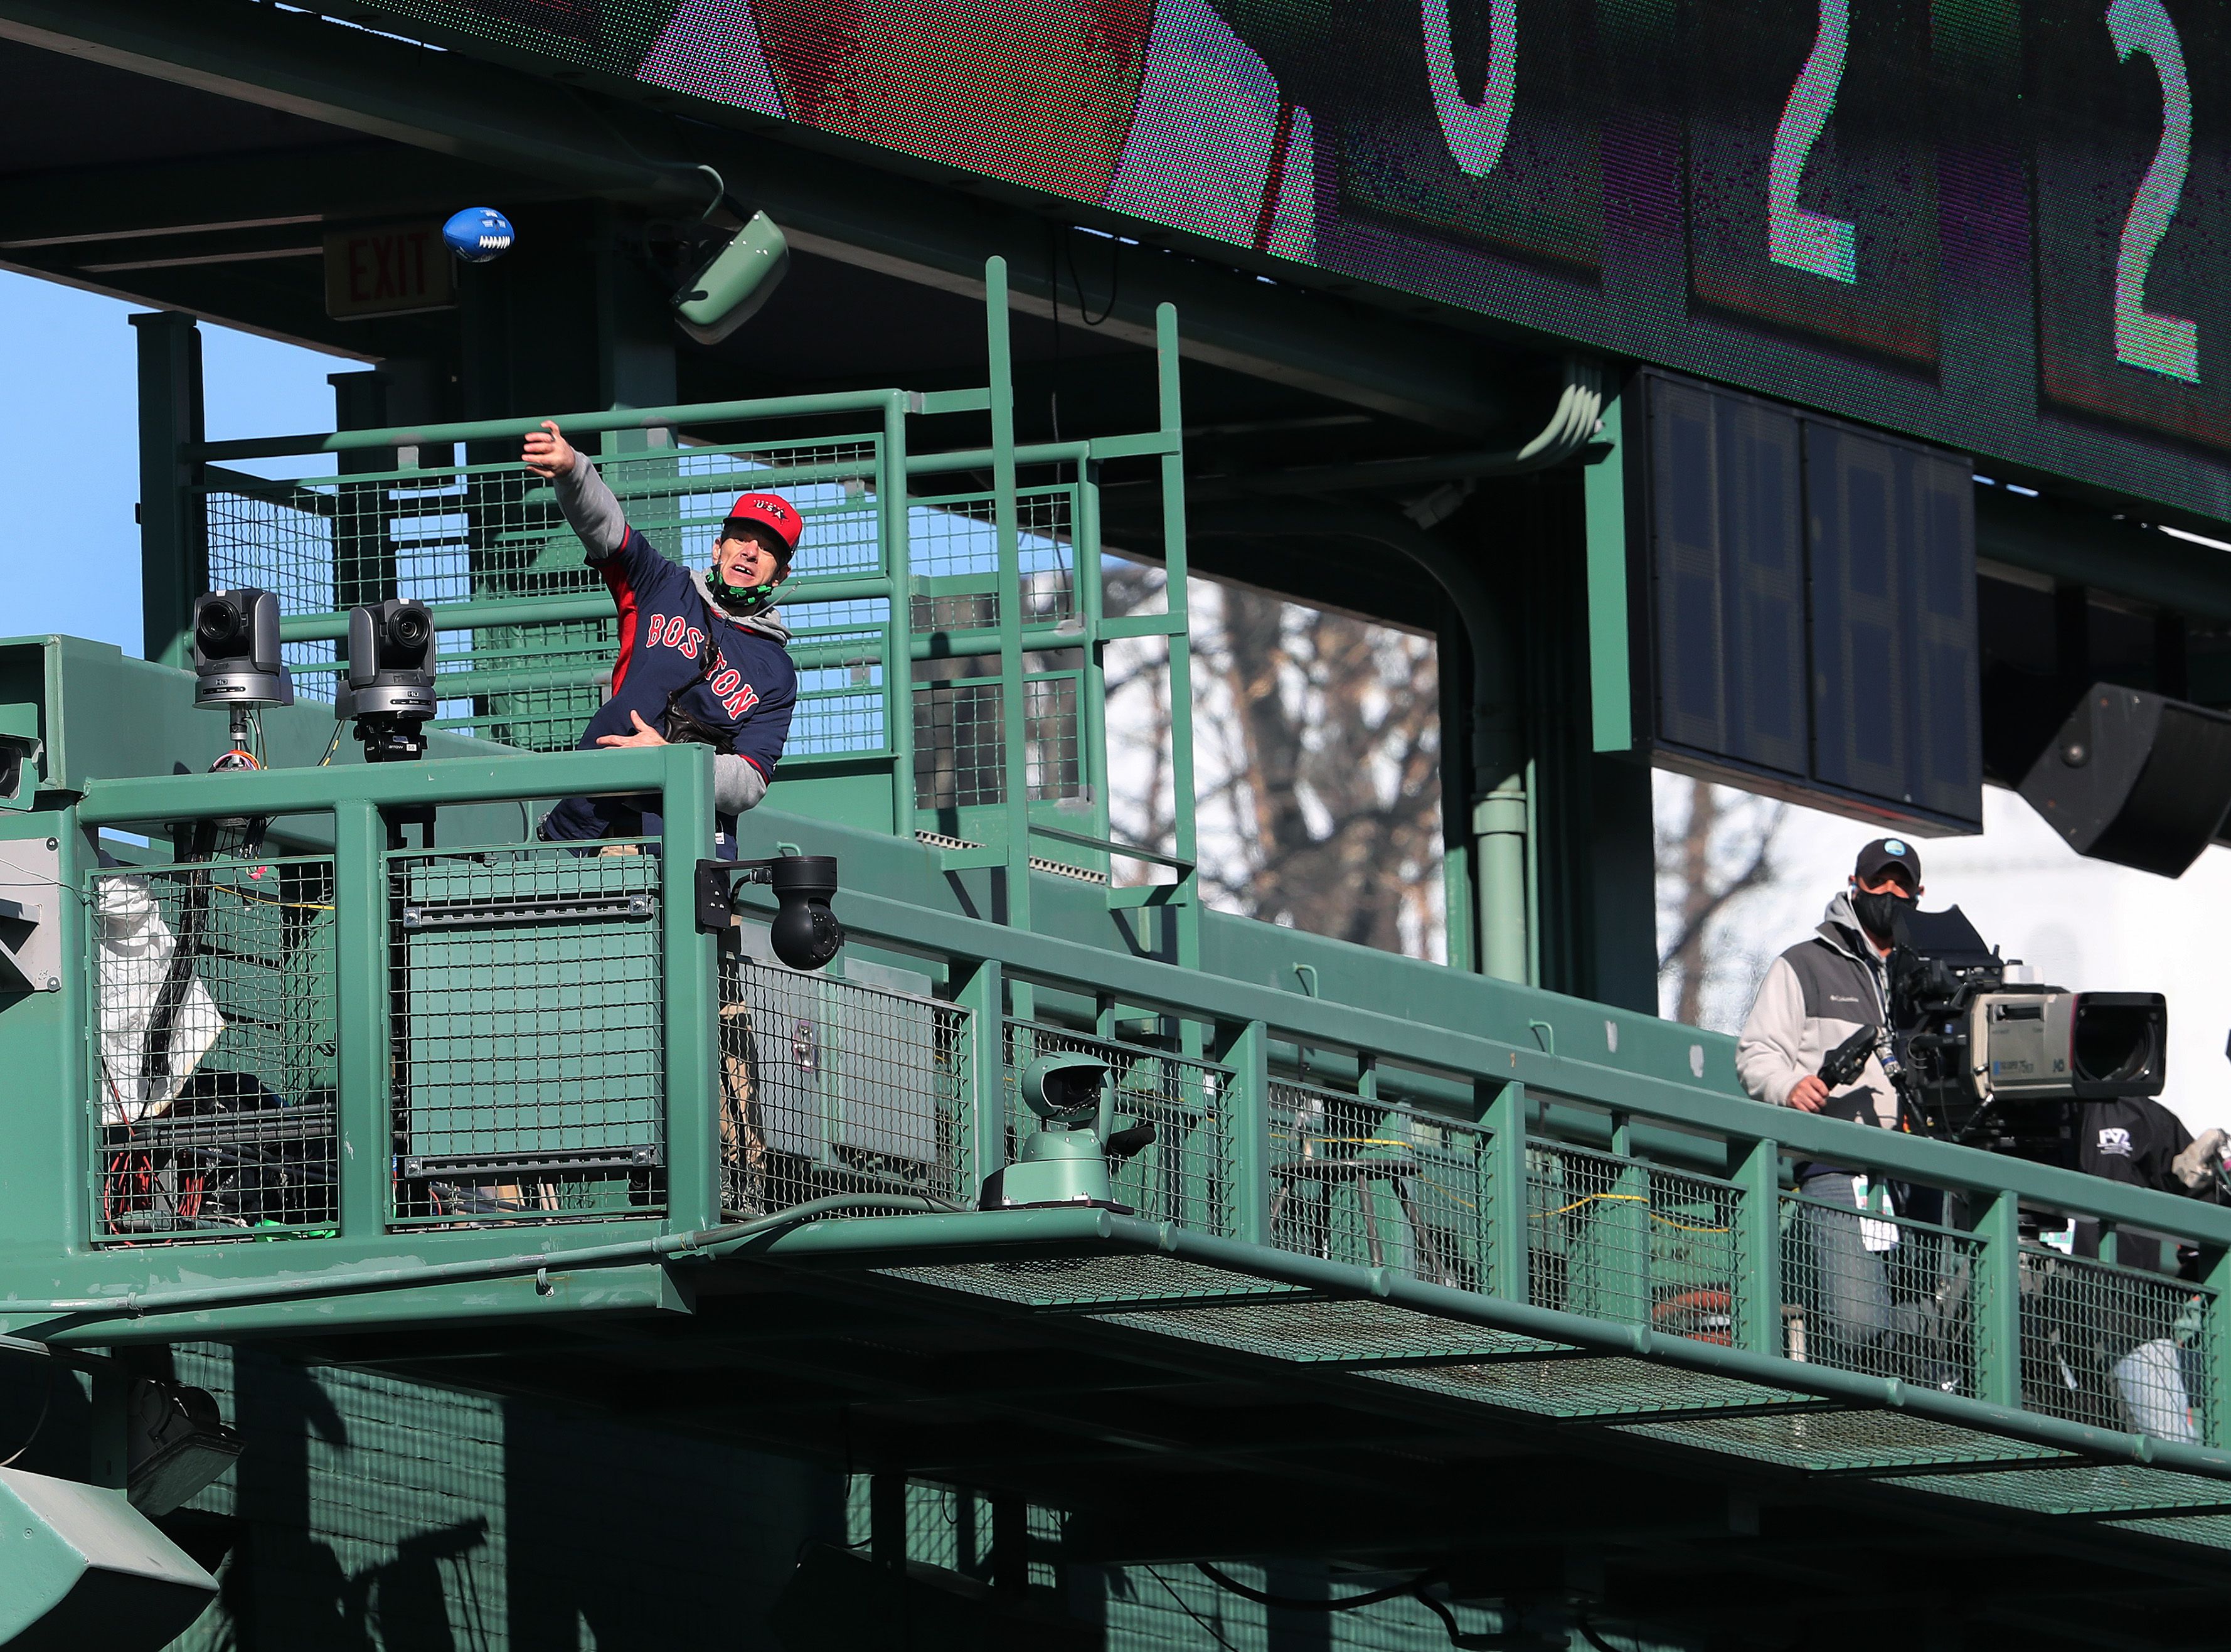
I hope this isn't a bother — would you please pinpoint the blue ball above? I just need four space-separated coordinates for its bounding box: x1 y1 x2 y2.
442 207 515 264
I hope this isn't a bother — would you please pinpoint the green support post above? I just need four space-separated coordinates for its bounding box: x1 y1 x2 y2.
953 956 1005 1200
88 1363 129 1490
883 392 916 839
1079 474 1111 851
871 1473 908 1570
1584 386 1632 755
1484 1082 1528 1302
130 312 206 668
661 745 720 1234
1974 1188 2023 1408
333 800 389 1239
1732 1138 1782 1357
1156 304 1201 974
331 371 402 611
49 818 90 1254
2203 1247 2231 1446
1588 1110 1649 1326
984 258 1031 935
1220 1020 1270 1246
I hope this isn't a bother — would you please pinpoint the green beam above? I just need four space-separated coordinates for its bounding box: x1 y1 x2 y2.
0 144 537 251
332 799 388 1240
986 257 1031 932
74 744 686 824
129 310 203 668
199 388 913 462
1584 387 1634 754
1732 1137 1782 1358
661 749 719 1233
0 0 676 198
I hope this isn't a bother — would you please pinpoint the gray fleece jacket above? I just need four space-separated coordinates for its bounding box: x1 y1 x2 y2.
1735 890 1902 1132
552 456 791 816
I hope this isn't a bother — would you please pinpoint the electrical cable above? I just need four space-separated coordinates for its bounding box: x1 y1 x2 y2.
1064 226 1119 326
1193 1560 1444 1612
1191 1560 1533 1651
0 1363 56 1468
1143 1567 1241 1652
1575 1619 1634 1652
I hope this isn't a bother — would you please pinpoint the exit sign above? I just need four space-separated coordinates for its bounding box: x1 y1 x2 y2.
323 225 454 319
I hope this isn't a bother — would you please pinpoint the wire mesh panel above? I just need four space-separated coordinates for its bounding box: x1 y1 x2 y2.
1779 1182 1981 1395
1005 1023 1235 1236
907 488 1078 628
913 674 1084 809
90 859 338 1241
786 597 892 759
1527 1142 1742 1346
1268 1080 1491 1291
2020 1244 2213 1442
389 845 664 1223
718 956 967 1218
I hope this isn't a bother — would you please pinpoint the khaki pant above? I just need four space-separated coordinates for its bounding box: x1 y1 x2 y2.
720 997 767 1213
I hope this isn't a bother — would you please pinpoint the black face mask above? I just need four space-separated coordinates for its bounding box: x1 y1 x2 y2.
1850 888 1914 946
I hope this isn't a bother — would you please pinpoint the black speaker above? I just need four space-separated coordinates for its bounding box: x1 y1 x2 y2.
2017 683 2231 877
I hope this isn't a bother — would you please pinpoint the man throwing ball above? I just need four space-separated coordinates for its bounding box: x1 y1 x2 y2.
524 420 800 853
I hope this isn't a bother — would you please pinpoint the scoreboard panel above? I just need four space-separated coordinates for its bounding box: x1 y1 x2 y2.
1634 371 1981 831
352 0 2231 526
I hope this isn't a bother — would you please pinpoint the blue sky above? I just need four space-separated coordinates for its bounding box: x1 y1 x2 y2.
1 270 343 654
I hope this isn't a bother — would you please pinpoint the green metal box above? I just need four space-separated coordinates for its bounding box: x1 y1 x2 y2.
397 852 663 1179
735 962 945 1169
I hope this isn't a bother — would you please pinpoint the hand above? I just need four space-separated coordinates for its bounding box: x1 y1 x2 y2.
2171 1127 2228 1192
594 710 668 749
1787 1075 1829 1112
523 419 578 480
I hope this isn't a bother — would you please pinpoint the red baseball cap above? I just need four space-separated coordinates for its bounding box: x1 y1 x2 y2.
722 492 801 560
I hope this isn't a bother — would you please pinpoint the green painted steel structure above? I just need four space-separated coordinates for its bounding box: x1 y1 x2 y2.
8 276 2231 1648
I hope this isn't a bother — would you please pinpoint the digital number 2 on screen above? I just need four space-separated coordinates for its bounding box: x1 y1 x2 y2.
2035 0 2226 447
1769 0 1858 285
2106 0 2197 383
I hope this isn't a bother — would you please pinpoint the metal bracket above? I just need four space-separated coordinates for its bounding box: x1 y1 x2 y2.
695 858 785 950
402 1144 661 1179
0 835 61 993
400 891 653 931
695 858 737 940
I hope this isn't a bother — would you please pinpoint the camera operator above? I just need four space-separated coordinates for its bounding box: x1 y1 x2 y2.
2060 1089 2226 1439
1737 839 1954 1364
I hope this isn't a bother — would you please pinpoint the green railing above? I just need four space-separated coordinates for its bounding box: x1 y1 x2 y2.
52 746 2231 1487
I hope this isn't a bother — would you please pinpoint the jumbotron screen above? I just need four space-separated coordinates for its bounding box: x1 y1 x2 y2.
362 0 2231 525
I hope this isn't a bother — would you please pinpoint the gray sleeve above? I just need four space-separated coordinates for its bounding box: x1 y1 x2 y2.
553 457 628 560
1735 956 1808 1109
713 754 769 815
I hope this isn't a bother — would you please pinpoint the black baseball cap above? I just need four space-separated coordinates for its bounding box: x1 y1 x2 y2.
1854 837 1922 887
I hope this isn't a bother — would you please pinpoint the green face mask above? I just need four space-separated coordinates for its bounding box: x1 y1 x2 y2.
708 569 781 616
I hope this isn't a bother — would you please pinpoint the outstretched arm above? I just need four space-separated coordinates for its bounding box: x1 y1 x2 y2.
524 420 628 561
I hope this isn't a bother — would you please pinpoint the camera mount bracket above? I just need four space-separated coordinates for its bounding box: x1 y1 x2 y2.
695 854 844 971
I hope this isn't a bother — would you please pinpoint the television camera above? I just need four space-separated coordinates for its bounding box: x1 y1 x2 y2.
1882 905 2166 1166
